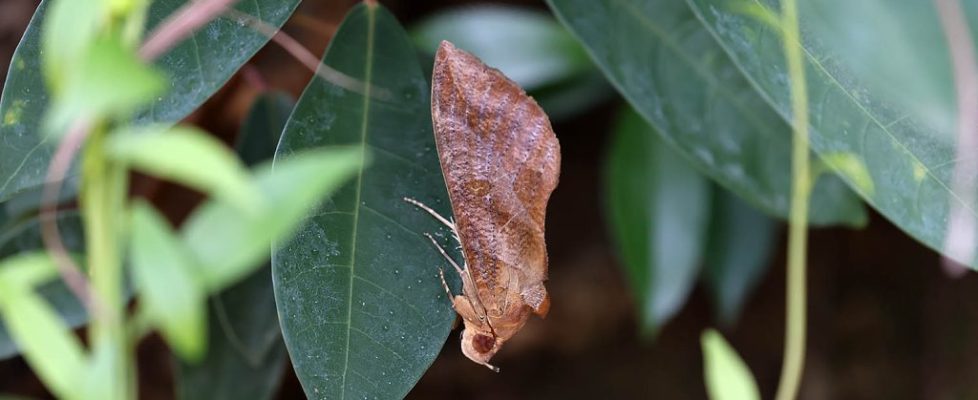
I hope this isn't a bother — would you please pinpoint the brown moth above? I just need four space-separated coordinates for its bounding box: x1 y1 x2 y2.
405 41 560 371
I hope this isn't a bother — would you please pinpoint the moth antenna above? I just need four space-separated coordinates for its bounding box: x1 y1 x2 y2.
403 197 456 231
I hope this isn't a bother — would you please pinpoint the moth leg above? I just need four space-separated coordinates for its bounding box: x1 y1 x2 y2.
423 233 465 278
438 268 454 300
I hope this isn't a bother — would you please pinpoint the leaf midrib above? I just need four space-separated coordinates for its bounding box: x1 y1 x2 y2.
686 0 978 221
551 0 800 218
339 5 376 400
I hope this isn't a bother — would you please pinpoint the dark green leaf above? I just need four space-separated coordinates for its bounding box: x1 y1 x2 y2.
704 188 777 326
701 329 760 400
687 0 978 267
130 202 207 362
411 4 612 119
175 271 287 400
0 0 300 202
176 93 294 400
273 4 457 399
0 253 86 399
107 126 260 214
530 69 616 121
547 0 866 226
183 147 363 293
234 92 294 168
0 211 85 360
606 107 711 335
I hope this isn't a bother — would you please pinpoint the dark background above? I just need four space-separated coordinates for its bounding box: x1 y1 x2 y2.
1 0 977 398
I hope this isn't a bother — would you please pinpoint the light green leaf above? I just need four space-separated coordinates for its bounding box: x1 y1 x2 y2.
0 0 301 203
704 188 777 325
107 126 261 214
701 329 760 400
176 92 294 400
686 0 978 267
273 4 458 398
819 153 874 197
46 37 165 136
183 147 364 293
129 201 206 361
0 253 87 399
547 0 866 226
40 0 107 92
0 212 86 360
606 107 711 335
0 253 58 291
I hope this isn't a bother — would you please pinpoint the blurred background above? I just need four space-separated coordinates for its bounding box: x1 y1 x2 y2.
2 0 978 399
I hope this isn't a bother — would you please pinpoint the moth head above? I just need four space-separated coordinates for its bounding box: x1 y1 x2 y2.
460 327 501 372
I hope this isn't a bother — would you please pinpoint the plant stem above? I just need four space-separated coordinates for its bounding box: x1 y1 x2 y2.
775 0 810 399
82 127 132 400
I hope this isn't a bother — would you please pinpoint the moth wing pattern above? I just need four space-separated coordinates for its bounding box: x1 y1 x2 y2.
430 41 560 318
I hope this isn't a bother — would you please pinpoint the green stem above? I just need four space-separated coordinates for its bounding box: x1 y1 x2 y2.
775 0 811 399
82 128 132 400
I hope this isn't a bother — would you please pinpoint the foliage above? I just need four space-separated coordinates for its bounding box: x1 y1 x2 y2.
273 5 457 398
0 0 973 398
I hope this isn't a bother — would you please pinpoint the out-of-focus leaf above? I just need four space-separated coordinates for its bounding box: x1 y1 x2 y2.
701 329 760 400
183 147 363 293
130 202 207 362
46 37 165 135
547 0 866 226
687 0 978 268
0 0 301 203
0 211 85 360
530 69 616 121
412 5 591 90
412 4 611 119
704 188 777 325
0 176 79 223
107 126 260 214
40 0 106 91
234 93 294 167
176 92 294 400
800 0 957 135
0 253 86 400
175 271 288 400
606 107 711 335
273 4 458 399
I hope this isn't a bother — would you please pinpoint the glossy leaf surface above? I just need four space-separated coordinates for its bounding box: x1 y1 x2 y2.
547 0 865 226
273 4 458 399
687 0 978 268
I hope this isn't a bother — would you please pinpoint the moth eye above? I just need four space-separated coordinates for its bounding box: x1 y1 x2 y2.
472 334 495 354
